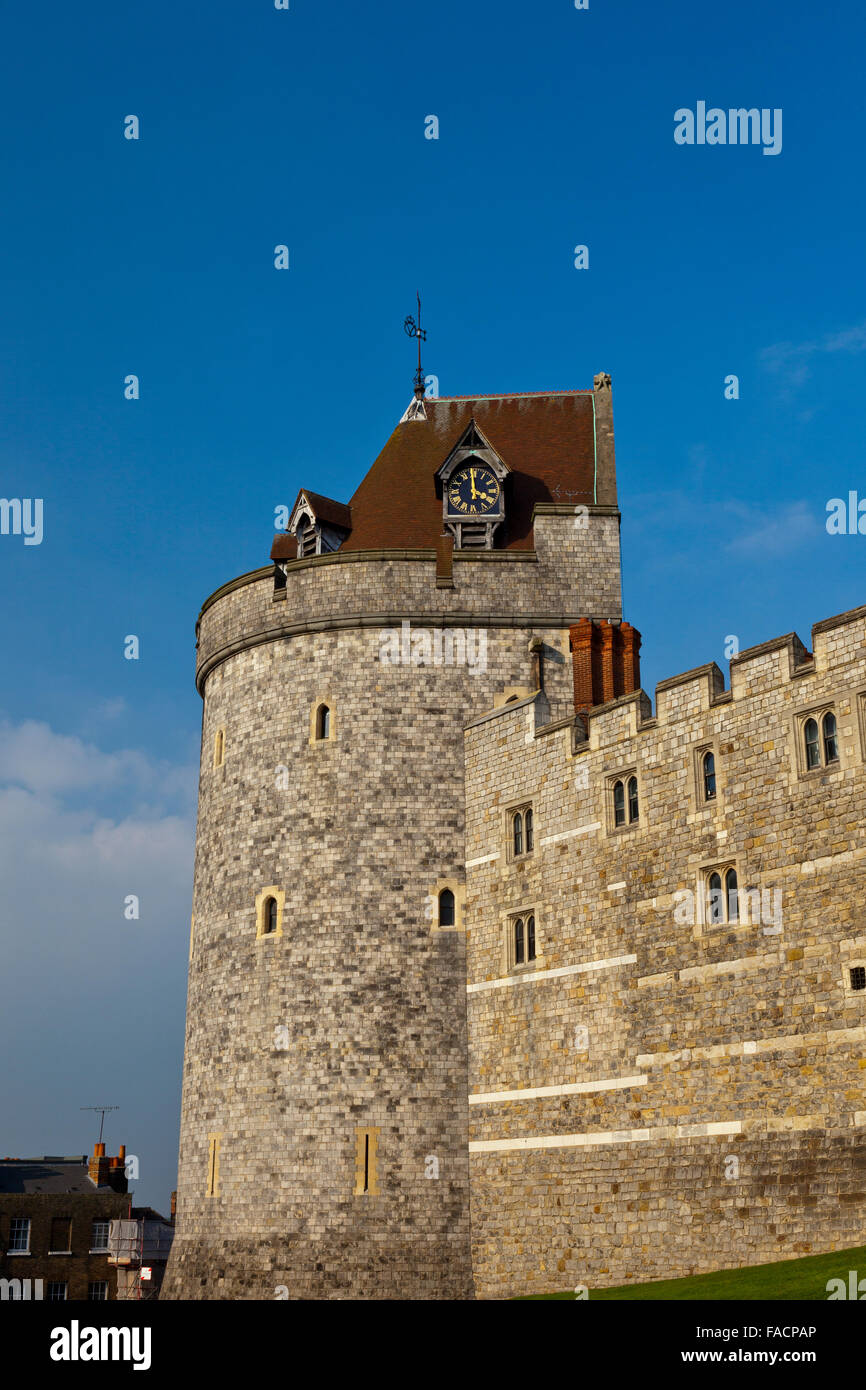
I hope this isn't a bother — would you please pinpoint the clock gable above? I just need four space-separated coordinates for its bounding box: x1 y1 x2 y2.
437 420 509 550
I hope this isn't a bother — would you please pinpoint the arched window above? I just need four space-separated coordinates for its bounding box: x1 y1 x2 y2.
526 914 536 962
804 717 820 770
214 728 224 768
264 897 278 935
627 776 639 823
514 918 525 965
702 750 716 801
438 888 455 928
525 808 534 853
613 780 625 827
316 704 331 740
512 811 523 857
822 711 839 764
707 871 723 925
725 867 739 923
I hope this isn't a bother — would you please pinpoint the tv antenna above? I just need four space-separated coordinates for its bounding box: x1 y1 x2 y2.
403 292 427 398
81 1106 120 1145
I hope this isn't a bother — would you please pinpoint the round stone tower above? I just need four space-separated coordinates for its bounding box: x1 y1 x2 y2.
162 380 622 1299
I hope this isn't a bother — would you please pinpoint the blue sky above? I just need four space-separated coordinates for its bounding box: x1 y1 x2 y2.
1 0 864 1210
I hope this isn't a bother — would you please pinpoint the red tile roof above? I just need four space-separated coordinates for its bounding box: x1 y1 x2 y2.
270 390 600 560
344 391 598 552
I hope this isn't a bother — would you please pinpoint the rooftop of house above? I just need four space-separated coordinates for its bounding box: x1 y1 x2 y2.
0 1157 119 1196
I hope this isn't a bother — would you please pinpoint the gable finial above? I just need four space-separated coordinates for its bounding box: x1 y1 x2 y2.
403 292 427 399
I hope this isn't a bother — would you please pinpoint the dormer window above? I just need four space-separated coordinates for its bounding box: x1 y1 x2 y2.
296 514 318 558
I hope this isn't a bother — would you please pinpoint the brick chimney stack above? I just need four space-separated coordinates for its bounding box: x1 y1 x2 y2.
569 618 642 724
88 1140 129 1194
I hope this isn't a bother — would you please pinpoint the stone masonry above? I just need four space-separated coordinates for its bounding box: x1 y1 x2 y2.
464 608 866 1297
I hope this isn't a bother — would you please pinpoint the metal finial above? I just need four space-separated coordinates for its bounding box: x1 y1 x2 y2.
403 292 427 398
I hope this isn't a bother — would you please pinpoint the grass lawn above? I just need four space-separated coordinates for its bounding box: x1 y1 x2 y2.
517 1245 866 1299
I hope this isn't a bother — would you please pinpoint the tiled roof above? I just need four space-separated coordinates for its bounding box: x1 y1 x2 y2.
270 390 600 561
341 391 596 552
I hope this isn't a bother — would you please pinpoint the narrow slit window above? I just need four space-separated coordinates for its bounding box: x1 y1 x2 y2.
613 780 625 827
438 888 455 927
525 808 534 852
627 776 639 823
214 728 224 767
316 704 331 740
526 914 536 962
206 1135 221 1197
702 750 716 801
264 897 278 935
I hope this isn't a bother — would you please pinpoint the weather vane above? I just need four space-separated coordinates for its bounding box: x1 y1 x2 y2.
403 292 427 398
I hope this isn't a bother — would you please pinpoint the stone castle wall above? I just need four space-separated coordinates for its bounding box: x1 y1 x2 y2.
163 512 622 1299
464 606 866 1298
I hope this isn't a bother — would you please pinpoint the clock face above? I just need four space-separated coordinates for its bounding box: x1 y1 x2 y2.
446 464 501 516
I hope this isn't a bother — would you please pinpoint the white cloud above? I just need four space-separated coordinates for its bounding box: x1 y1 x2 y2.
760 319 866 391
722 500 819 557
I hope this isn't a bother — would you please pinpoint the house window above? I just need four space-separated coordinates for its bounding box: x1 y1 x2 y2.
802 708 839 772
91 1221 110 1253
8 1217 30 1253
804 717 820 770
47 1283 68 1301
509 912 537 969
256 886 284 939
508 804 534 860
438 888 455 927
88 1282 109 1301
49 1217 72 1253
706 866 739 926
823 712 839 764
702 750 716 801
611 774 638 829
213 727 225 768
316 704 330 740
851 966 866 992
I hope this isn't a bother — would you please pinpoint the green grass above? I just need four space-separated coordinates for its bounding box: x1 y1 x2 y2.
517 1245 866 1300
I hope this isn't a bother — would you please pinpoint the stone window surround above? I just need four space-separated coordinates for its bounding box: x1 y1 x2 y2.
428 877 466 933
843 958 866 998
353 1127 381 1196
791 700 841 779
255 886 285 941
206 1133 222 1198
694 740 721 810
505 800 535 864
309 696 336 745
502 904 542 975
698 860 744 932
213 725 226 769
605 768 640 835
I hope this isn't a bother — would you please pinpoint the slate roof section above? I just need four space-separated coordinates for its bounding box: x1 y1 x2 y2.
0 1157 116 1194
